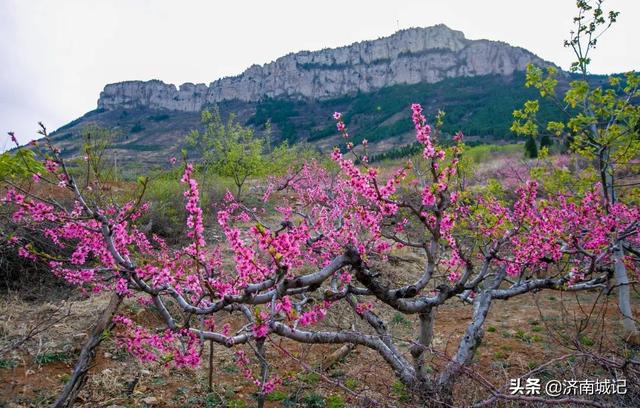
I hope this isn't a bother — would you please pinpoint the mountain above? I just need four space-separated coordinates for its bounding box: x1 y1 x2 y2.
49 25 566 170
97 25 553 111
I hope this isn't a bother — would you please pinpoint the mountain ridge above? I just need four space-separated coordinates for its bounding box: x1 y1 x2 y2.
43 25 580 171
97 25 555 112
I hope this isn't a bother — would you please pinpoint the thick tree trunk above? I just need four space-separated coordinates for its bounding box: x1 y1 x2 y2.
51 293 123 408
410 308 434 383
613 245 640 344
597 145 638 343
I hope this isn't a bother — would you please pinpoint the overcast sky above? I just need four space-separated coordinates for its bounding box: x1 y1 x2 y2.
1 0 638 150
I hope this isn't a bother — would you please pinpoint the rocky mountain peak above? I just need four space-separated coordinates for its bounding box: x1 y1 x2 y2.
97 25 553 112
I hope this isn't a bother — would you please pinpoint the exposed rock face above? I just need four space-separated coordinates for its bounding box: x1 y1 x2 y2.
98 25 553 112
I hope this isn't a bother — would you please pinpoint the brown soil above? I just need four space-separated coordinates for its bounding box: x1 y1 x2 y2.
1 286 637 407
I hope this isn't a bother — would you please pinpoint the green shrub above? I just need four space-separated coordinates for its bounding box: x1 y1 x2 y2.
303 393 325 408
344 377 358 390
391 380 410 402
226 399 245 408
326 394 345 408
266 390 287 401
298 371 321 385
35 351 71 365
0 359 17 368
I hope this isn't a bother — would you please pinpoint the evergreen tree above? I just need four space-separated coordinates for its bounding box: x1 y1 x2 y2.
540 134 553 149
524 135 538 158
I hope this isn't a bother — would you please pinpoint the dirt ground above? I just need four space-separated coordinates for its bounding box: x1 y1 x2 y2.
1 280 638 408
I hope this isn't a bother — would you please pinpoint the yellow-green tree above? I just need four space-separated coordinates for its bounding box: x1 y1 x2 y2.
512 0 640 342
187 108 265 198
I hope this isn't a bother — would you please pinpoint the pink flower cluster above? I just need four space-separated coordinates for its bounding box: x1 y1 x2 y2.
298 302 331 326
113 316 200 367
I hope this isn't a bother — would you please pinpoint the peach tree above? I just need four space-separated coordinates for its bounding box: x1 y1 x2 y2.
3 104 639 405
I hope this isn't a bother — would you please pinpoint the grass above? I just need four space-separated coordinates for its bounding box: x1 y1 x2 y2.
266 390 288 401
35 351 71 365
391 380 411 402
326 394 345 408
463 143 522 164
0 358 17 368
344 377 359 390
302 393 325 408
226 399 245 408
579 335 596 347
298 371 321 385
204 393 223 408
391 312 411 326
222 364 239 374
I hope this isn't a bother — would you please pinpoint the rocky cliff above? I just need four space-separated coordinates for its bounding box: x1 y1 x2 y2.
97 25 553 112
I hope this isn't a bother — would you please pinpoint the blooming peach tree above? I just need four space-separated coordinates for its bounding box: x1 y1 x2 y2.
4 105 639 404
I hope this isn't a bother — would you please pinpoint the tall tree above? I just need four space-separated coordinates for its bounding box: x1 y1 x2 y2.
512 0 640 342
187 107 266 198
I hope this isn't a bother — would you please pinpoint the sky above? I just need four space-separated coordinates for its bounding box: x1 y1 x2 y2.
1 0 638 150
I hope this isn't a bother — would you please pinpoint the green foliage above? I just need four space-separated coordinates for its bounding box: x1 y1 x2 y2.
341 74 561 141
368 142 422 162
142 176 185 238
325 394 345 408
565 0 619 74
0 359 17 368
226 399 245 408
187 106 312 198
247 98 298 142
391 380 411 402
35 351 71 365
343 377 358 390
391 312 410 326
253 73 567 147
511 98 540 137
302 393 325 408
187 107 265 198
524 136 538 158
266 140 318 177
512 1 639 206
539 134 553 149
298 371 321 385
0 149 45 180
265 390 288 401
579 335 595 347
463 143 522 164
77 124 121 185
